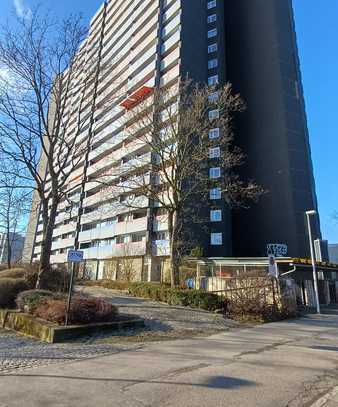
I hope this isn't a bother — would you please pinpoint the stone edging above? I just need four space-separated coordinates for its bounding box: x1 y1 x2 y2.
0 310 145 343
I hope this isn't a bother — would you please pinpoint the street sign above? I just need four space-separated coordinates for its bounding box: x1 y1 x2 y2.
268 255 279 278
67 250 84 263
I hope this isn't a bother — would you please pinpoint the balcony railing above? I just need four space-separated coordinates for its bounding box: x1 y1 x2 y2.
83 241 147 260
152 240 170 256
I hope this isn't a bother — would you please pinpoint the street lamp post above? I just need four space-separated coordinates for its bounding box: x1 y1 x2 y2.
305 210 320 314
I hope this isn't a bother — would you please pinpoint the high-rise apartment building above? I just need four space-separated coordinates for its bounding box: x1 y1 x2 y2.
0 233 24 265
24 0 322 280
329 245 338 264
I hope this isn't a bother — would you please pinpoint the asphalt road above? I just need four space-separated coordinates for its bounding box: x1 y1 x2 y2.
2 310 338 407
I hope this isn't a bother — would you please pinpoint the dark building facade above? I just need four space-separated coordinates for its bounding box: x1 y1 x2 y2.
224 0 321 258
179 0 321 258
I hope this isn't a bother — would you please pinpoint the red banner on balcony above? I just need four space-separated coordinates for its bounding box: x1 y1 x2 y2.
120 86 153 110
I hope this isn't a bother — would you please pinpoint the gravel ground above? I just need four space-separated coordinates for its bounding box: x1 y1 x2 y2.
76 285 240 343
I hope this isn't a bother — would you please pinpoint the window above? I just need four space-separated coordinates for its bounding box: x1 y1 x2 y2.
210 188 221 200
209 147 220 159
210 210 222 222
209 167 221 178
132 234 144 243
116 235 126 244
208 75 219 86
133 210 147 220
208 43 218 54
208 91 219 102
209 109 219 120
155 231 167 241
207 28 217 38
106 217 117 225
207 14 217 23
208 59 218 69
211 233 222 245
207 0 217 9
209 128 219 140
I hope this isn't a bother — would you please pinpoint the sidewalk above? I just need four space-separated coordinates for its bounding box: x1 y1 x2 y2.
1 311 338 406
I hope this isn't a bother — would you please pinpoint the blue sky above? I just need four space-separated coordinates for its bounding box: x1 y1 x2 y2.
1 0 337 243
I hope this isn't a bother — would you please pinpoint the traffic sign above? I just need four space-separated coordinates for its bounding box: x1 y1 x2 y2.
67 250 84 263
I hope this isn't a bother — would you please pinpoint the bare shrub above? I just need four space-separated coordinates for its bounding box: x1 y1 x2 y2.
33 297 118 325
16 289 62 312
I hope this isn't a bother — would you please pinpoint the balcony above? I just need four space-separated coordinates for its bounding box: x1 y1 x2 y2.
83 241 146 260
79 217 148 242
53 223 77 237
163 0 181 24
90 124 125 153
83 189 113 208
80 196 149 225
55 208 79 224
51 238 75 251
120 86 153 110
87 139 148 177
152 240 170 256
79 224 116 242
115 217 148 236
153 215 168 232
50 253 68 264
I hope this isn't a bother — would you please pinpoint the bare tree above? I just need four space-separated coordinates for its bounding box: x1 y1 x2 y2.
97 80 264 286
0 171 29 268
116 242 141 282
0 9 111 286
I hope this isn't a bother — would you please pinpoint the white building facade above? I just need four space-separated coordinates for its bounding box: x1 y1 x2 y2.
28 0 188 281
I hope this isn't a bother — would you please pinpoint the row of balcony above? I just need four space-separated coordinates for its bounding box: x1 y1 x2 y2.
79 217 148 242
37 212 167 245
48 240 170 264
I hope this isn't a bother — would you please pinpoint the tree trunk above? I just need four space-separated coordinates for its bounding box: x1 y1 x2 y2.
6 197 11 269
36 198 58 289
168 210 180 287
6 233 11 270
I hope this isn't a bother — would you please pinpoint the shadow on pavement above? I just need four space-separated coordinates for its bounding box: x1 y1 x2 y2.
0 373 257 389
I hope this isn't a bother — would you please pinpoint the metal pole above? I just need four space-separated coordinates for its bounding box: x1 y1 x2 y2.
65 262 76 326
306 213 320 314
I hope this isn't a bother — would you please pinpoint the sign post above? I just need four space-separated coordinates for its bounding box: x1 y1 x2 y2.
65 250 84 326
268 255 279 279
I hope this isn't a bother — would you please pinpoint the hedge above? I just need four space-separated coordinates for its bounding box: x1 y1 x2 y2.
89 280 224 312
129 283 224 311
0 278 30 308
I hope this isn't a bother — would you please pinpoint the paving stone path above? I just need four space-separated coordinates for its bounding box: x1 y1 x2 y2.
0 286 236 375
78 286 235 334
0 328 140 374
